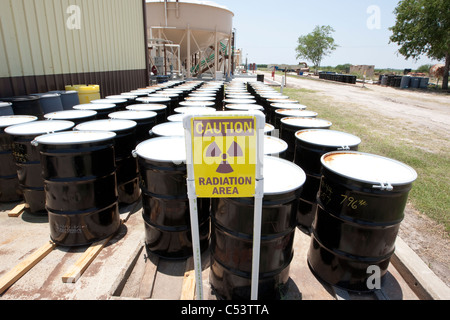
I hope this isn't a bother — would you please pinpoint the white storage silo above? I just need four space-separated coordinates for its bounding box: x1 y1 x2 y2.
146 0 234 79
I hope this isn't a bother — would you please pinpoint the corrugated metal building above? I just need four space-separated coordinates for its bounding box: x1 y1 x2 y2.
0 0 149 98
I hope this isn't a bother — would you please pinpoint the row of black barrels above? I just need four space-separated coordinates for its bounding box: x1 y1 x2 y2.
0 79 221 206
380 75 429 89
220 81 418 296
0 91 80 118
318 73 357 84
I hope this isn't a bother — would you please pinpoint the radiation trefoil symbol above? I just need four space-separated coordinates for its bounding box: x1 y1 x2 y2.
205 140 243 174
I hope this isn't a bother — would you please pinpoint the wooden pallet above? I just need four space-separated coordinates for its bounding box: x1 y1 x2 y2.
0 201 140 294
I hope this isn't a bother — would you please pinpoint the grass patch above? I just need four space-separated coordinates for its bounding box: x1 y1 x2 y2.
279 87 450 234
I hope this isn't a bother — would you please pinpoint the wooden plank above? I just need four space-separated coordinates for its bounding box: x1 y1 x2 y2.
391 237 450 300
138 253 159 299
0 241 57 295
8 203 27 217
181 257 196 300
62 234 114 283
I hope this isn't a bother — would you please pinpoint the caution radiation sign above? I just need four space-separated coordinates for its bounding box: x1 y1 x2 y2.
191 116 257 198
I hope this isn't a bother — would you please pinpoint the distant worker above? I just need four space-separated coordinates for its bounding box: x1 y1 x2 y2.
152 65 158 76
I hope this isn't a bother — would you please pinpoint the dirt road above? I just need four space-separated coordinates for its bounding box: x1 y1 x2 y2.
259 71 450 287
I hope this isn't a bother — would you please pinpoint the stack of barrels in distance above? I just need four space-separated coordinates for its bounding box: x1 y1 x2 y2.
318 72 357 84
380 75 429 89
0 77 418 299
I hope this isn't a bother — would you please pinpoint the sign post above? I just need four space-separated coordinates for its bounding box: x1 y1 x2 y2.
183 111 265 300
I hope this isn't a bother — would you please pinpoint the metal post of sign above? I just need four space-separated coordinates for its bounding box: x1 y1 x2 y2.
251 117 265 300
184 124 204 301
186 179 204 300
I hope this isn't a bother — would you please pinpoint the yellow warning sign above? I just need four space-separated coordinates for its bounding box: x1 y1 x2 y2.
192 116 257 198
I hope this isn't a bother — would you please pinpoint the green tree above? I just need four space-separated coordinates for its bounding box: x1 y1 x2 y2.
336 63 352 73
295 25 338 73
389 0 450 89
417 64 433 74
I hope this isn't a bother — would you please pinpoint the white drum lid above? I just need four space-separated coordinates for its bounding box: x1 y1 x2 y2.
0 102 12 108
152 122 185 137
261 95 289 99
225 91 251 95
109 110 157 120
107 95 136 100
44 110 97 120
126 104 167 112
135 136 186 162
225 104 264 111
74 103 116 111
179 101 216 108
131 89 155 94
162 90 184 94
174 107 216 114
0 115 37 128
276 109 317 118
5 120 74 136
267 98 297 103
223 99 257 104
34 131 116 145
92 99 127 104
271 103 305 110
296 129 361 148
149 93 179 98
185 96 216 101
281 117 332 128
75 119 137 132
264 136 288 155
137 97 171 103
167 114 186 122
189 93 216 97
264 123 275 134
225 95 255 100
124 91 149 97
321 151 418 186
264 156 306 195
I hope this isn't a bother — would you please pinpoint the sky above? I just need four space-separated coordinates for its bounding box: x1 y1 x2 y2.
216 0 442 69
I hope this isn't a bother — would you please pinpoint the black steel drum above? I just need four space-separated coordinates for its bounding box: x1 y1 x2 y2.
210 156 306 300
133 137 210 260
0 116 38 202
92 98 128 112
5 120 75 213
48 91 80 110
126 104 168 125
136 97 173 115
273 108 315 129
75 119 141 205
3 96 44 119
150 122 185 138
33 131 121 246
0 102 14 116
280 118 332 161
31 93 64 114
108 110 157 144
263 136 288 158
294 129 361 229
308 151 417 291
